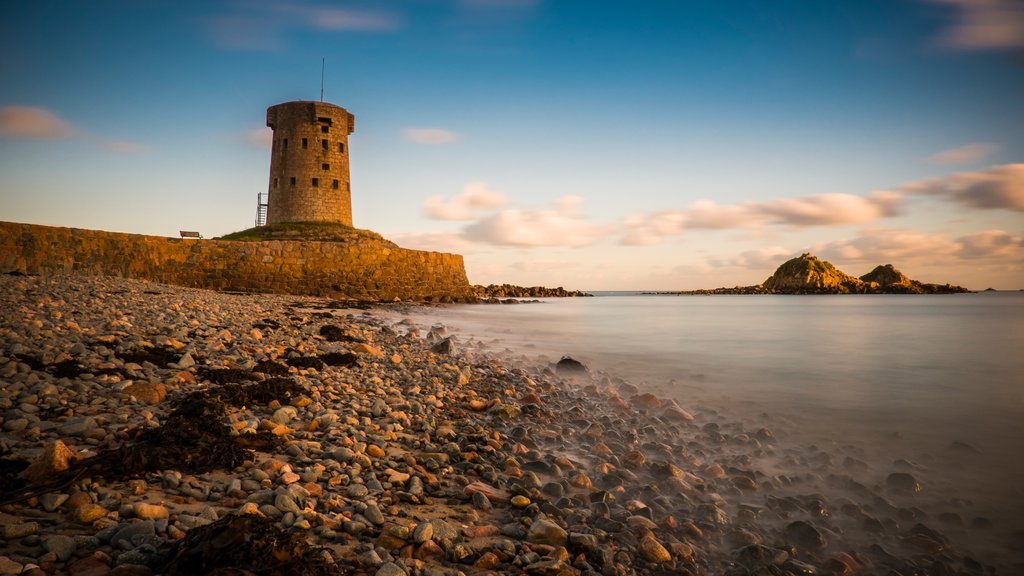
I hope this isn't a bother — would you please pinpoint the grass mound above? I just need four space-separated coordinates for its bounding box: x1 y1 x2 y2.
217 222 391 244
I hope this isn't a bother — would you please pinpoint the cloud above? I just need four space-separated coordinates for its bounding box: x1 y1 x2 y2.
463 195 609 247
956 229 1024 259
0 106 76 139
927 0 1024 51
929 142 997 165
297 7 399 31
811 227 1023 266
204 2 399 50
898 163 1024 211
620 191 903 245
387 231 477 254
708 247 794 269
460 0 540 8
246 127 273 149
103 141 150 154
403 128 460 145
423 182 507 220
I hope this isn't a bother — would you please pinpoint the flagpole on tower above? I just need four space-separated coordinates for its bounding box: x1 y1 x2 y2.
320 58 325 102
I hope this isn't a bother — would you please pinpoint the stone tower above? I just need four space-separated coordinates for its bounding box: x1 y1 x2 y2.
265 101 355 226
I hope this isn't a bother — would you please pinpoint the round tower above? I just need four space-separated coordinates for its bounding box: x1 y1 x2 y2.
265 101 355 226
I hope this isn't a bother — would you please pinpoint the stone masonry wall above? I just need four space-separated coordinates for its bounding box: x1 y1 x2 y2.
0 222 472 301
266 101 354 226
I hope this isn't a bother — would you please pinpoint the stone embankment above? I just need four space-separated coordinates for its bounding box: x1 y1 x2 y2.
0 221 472 302
0 274 1003 575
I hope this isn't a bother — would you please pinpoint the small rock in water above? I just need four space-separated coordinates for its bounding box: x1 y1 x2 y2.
886 472 922 493
638 533 672 563
431 337 455 355
784 520 826 551
555 356 588 375
527 519 568 546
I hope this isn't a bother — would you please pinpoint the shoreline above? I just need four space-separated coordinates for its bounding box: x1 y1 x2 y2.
0 274 1016 575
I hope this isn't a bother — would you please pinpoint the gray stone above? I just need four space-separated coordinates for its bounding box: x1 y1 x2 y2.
363 503 385 526
375 562 407 576
346 484 369 499
44 534 77 562
527 519 567 546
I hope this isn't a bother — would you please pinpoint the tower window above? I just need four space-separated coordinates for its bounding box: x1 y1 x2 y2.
321 139 328 151
290 177 296 186
273 177 278 188
338 143 345 153
332 179 339 189
282 138 288 150
322 163 329 171
321 125 329 133
302 138 308 149
312 178 319 187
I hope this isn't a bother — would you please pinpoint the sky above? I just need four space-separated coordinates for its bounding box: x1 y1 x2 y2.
1 0 1022 290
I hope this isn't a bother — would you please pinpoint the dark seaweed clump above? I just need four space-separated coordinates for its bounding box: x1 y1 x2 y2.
158 514 344 576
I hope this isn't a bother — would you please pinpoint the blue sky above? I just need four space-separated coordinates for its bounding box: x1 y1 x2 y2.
2 0 1022 289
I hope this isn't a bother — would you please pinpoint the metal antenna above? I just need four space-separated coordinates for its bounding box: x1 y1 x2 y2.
320 58 325 102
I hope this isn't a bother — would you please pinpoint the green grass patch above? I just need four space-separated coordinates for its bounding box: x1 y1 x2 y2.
217 222 389 244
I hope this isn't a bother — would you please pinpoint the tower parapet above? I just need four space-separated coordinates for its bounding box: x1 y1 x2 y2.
265 101 355 226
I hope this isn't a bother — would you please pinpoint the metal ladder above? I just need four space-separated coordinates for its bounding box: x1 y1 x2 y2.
255 193 268 227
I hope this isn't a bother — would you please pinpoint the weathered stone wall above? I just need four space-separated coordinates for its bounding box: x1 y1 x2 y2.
0 222 472 301
266 101 354 226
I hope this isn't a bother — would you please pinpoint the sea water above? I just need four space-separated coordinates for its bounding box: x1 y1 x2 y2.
404 292 1024 563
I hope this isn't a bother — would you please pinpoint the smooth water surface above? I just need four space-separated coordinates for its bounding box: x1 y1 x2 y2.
407 292 1024 559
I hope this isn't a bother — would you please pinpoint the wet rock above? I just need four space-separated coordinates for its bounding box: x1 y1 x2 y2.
44 534 77 562
68 556 112 576
886 472 922 493
638 533 671 563
375 563 406 576
2 522 38 540
527 519 568 546
431 337 456 355
555 356 588 375
784 520 826 551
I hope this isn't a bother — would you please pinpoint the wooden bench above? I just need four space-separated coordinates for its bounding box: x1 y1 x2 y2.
179 231 203 240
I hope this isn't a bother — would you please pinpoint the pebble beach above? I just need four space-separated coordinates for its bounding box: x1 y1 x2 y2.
0 273 1012 576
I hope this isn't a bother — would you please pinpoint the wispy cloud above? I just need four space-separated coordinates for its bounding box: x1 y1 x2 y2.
926 0 1024 51
898 163 1024 211
403 128 460 145
204 2 400 50
812 227 1023 264
423 181 507 220
103 141 150 154
620 191 903 245
464 195 610 247
0 106 76 139
459 0 540 8
929 142 997 165
387 231 477 254
245 127 273 149
707 247 794 270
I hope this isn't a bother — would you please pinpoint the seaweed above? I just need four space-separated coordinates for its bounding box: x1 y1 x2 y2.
285 356 325 370
317 325 363 343
319 352 358 367
157 514 346 576
118 346 182 368
199 367 258 385
253 359 290 376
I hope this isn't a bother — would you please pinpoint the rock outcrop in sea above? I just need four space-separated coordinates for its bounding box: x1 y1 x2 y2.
661 253 971 295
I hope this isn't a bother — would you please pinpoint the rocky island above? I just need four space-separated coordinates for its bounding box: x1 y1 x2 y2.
656 253 971 295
